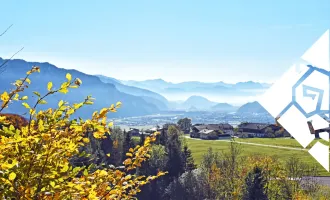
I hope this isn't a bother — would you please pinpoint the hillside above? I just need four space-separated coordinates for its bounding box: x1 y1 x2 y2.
0 58 160 118
97 75 169 110
181 95 217 110
211 103 237 112
236 101 269 114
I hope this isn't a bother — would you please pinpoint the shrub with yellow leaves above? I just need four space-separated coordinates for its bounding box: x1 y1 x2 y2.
0 66 166 199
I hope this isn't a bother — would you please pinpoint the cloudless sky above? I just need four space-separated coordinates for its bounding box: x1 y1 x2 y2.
0 0 329 83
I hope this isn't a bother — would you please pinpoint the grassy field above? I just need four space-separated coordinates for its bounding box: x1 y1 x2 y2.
185 137 330 176
234 137 329 149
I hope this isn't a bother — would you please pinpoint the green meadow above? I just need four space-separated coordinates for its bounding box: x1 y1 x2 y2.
185 137 330 176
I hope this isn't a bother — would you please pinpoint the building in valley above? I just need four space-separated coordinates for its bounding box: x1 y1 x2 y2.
237 123 281 138
190 123 234 139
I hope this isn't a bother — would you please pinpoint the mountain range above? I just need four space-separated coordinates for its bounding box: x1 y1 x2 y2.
121 79 271 95
0 58 161 118
0 58 271 117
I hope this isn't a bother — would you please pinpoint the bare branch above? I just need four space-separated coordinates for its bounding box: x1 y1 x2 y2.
0 24 13 37
0 47 24 74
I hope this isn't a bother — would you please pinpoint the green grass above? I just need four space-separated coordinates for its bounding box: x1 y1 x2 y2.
186 138 330 176
234 137 329 149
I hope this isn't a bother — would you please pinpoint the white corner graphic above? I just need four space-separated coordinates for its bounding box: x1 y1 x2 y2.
260 29 330 171
301 30 329 70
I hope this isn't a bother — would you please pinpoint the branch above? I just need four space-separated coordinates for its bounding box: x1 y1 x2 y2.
0 47 24 74
0 24 13 37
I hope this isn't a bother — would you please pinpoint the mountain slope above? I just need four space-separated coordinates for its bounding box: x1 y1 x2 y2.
0 58 160 118
211 103 237 112
97 75 168 110
181 95 217 110
236 101 268 114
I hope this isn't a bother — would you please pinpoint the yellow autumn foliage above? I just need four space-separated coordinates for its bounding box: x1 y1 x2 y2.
0 66 166 199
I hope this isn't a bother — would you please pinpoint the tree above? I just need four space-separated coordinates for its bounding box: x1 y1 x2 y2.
139 131 146 146
136 145 169 200
164 169 209 200
177 118 192 134
265 127 275 138
182 145 196 171
109 127 124 166
0 66 166 199
243 167 268 200
122 129 134 163
165 126 185 180
159 128 167 146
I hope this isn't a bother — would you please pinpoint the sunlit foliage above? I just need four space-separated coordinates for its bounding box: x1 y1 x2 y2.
0 66 166 199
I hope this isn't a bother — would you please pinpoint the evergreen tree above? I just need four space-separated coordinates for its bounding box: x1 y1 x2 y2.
243 167 268 200
122 130 133 162
159 128 167 146
183 145 196 171
165 126 185 181
140 131 146 146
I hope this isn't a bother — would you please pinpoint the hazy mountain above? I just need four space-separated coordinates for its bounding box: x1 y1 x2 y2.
97 75 169 110
188 106 199 112
236 101 269 114
0 58 160 118
181 95 217 110
233 81 267 90
121 79 271 102
211 103 237 112
121 79 171 91
97 75 122 84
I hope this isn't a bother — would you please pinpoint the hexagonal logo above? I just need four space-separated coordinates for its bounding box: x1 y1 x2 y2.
258 30 330 171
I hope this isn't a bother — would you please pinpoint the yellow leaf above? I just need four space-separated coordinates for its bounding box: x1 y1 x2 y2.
108 122 114 127
66 73 72 82
106 153 111 157
21 96 28 100
82 138 90 143
50 181 55 188
58 100 64 108
126 153 133 157
74 102 83 109
39 100 47 104
116 101 122 108
93 132 104 139
26 78 31 84
41 133 51 140
0 92 9 102
13 93 19 100
47 82 53 91
8 172 16 181
22 102 30 109
61 165 69 173
30 109 36 115
33 91 41 97
69 85 78 88
59 88 69 94
67 108 75 115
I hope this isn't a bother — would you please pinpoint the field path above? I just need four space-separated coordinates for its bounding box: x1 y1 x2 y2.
185 136 310 152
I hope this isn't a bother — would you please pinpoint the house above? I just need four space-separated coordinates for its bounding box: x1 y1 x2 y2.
190 123 234 139
237 123 281 138
200 129 218 140
127 128 140 136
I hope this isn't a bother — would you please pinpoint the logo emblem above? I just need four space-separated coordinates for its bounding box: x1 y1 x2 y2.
259 30 330 171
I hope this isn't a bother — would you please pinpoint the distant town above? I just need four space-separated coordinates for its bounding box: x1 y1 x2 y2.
114 111 275 130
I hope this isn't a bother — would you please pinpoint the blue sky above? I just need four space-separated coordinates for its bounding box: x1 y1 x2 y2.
0 0 329 83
